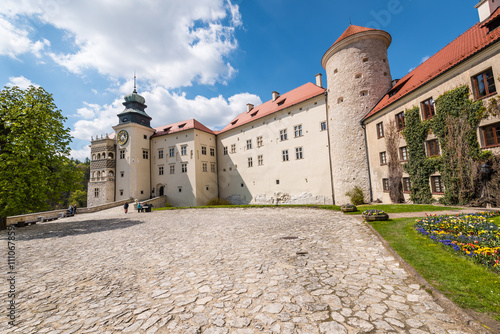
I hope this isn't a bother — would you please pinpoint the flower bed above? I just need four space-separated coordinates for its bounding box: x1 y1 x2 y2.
340 204 357 212
362 209 388 221
414 211 500 272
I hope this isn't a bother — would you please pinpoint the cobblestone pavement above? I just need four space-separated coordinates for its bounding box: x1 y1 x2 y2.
1 207 478 333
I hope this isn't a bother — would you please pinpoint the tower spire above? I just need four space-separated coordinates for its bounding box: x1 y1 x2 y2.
133 71 137 94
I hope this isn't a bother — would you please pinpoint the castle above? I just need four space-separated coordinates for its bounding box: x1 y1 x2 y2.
88 1 500 208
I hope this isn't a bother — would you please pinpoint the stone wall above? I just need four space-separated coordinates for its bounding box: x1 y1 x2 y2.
325 35 392 204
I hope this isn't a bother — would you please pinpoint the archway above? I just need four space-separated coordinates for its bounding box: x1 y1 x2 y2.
159 186 165 196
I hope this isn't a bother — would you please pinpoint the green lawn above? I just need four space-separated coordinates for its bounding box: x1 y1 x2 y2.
342 204 459 215
370 217 500 322
154 203 458 213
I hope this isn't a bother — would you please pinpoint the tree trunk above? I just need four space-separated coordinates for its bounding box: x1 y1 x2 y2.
0 216 6 230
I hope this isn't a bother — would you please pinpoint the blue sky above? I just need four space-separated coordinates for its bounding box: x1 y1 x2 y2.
0 0 481 160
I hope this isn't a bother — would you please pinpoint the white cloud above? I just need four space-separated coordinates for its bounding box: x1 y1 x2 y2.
71 88 262 142
0 0 242 88
5 75 39 89
70 145 91 161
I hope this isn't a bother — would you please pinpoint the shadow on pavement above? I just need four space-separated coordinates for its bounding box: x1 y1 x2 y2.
11 218 144 241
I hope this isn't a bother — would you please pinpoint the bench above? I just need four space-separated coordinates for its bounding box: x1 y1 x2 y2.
15 219 38 227
41 216 59 223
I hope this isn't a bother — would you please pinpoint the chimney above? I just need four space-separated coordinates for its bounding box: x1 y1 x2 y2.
246 103 254 112
272 91 280 101
315 73 323 88
475 0 500 22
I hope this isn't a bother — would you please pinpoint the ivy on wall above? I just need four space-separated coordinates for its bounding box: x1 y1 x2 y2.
432 85 490 205
402 107 440 204
402 85 492 205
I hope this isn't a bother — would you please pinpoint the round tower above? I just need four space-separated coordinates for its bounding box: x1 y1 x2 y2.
322 25 392 204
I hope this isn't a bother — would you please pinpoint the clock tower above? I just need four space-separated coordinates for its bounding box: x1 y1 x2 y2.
112 83 156 202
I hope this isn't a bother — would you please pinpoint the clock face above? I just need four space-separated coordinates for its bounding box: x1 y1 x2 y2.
117 130 129 145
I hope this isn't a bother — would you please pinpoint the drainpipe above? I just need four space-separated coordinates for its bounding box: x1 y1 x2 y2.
324 92 335 205
361 121 373 203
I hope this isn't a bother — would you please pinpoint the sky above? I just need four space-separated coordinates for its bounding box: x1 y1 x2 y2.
0 0 483 160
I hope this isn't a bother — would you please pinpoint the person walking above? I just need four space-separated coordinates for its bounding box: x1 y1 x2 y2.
124 202 129 214
137 202 142 213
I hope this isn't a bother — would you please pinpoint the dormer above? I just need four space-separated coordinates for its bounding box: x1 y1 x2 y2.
476 0 500 22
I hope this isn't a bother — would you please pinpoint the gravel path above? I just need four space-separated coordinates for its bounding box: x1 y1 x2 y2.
1 207 481 333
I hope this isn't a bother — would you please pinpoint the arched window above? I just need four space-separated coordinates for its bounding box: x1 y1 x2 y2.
108 152 114 159
108 171 114 177
102 153 106 159
102 171 106 177
92 154 96 161
97 153 101 160
97 171 101 178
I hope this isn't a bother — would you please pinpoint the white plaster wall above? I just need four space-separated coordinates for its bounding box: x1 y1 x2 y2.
151 130 197 207
113 123 155 202
217 95 334 205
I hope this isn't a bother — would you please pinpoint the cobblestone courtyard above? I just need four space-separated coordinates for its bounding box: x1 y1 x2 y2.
1 207 478 333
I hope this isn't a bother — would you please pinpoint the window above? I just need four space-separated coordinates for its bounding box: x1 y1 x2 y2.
382 179 389 192
120 150 125 159
120 190 123 196
258 155 263 166
178 187 182 193
120 171 124 177
144 135 147 139
280 129 288 141
248 157 253 167
403 177 411 193
257 136 263 147
202 146 207 155
202 162 208 172
143 150 149 159
282 150 289 161
483 123 500 147
421 98 435 120
169 147 175 157
223 146 228 155
296 147 303 159
211 163 216 173
170 165 175 174
431 176 444 194
399 146 408 161
379 152 387 165
426 139 440 157
320 121 327 131
294 125 303 137
181 145 187 156
210 148 215 156
473 68 496 99
376 122 384 138
246 139 252 150
94 188 99 197
159 166 164 175
395 112 405 131
181 163 187 173
158 150 164 159
231 144 236 153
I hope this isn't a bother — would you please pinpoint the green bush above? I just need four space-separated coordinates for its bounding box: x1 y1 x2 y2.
164 201 173 207
345 186 365 205
206 198 233 206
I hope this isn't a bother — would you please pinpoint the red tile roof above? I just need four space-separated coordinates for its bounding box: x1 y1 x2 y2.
331 25 379 47
151 119 215 138
217 82 326 134
364 9 500 121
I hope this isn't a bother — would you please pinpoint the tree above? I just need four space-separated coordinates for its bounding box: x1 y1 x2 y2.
385 121 405 203
0 86 81 229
